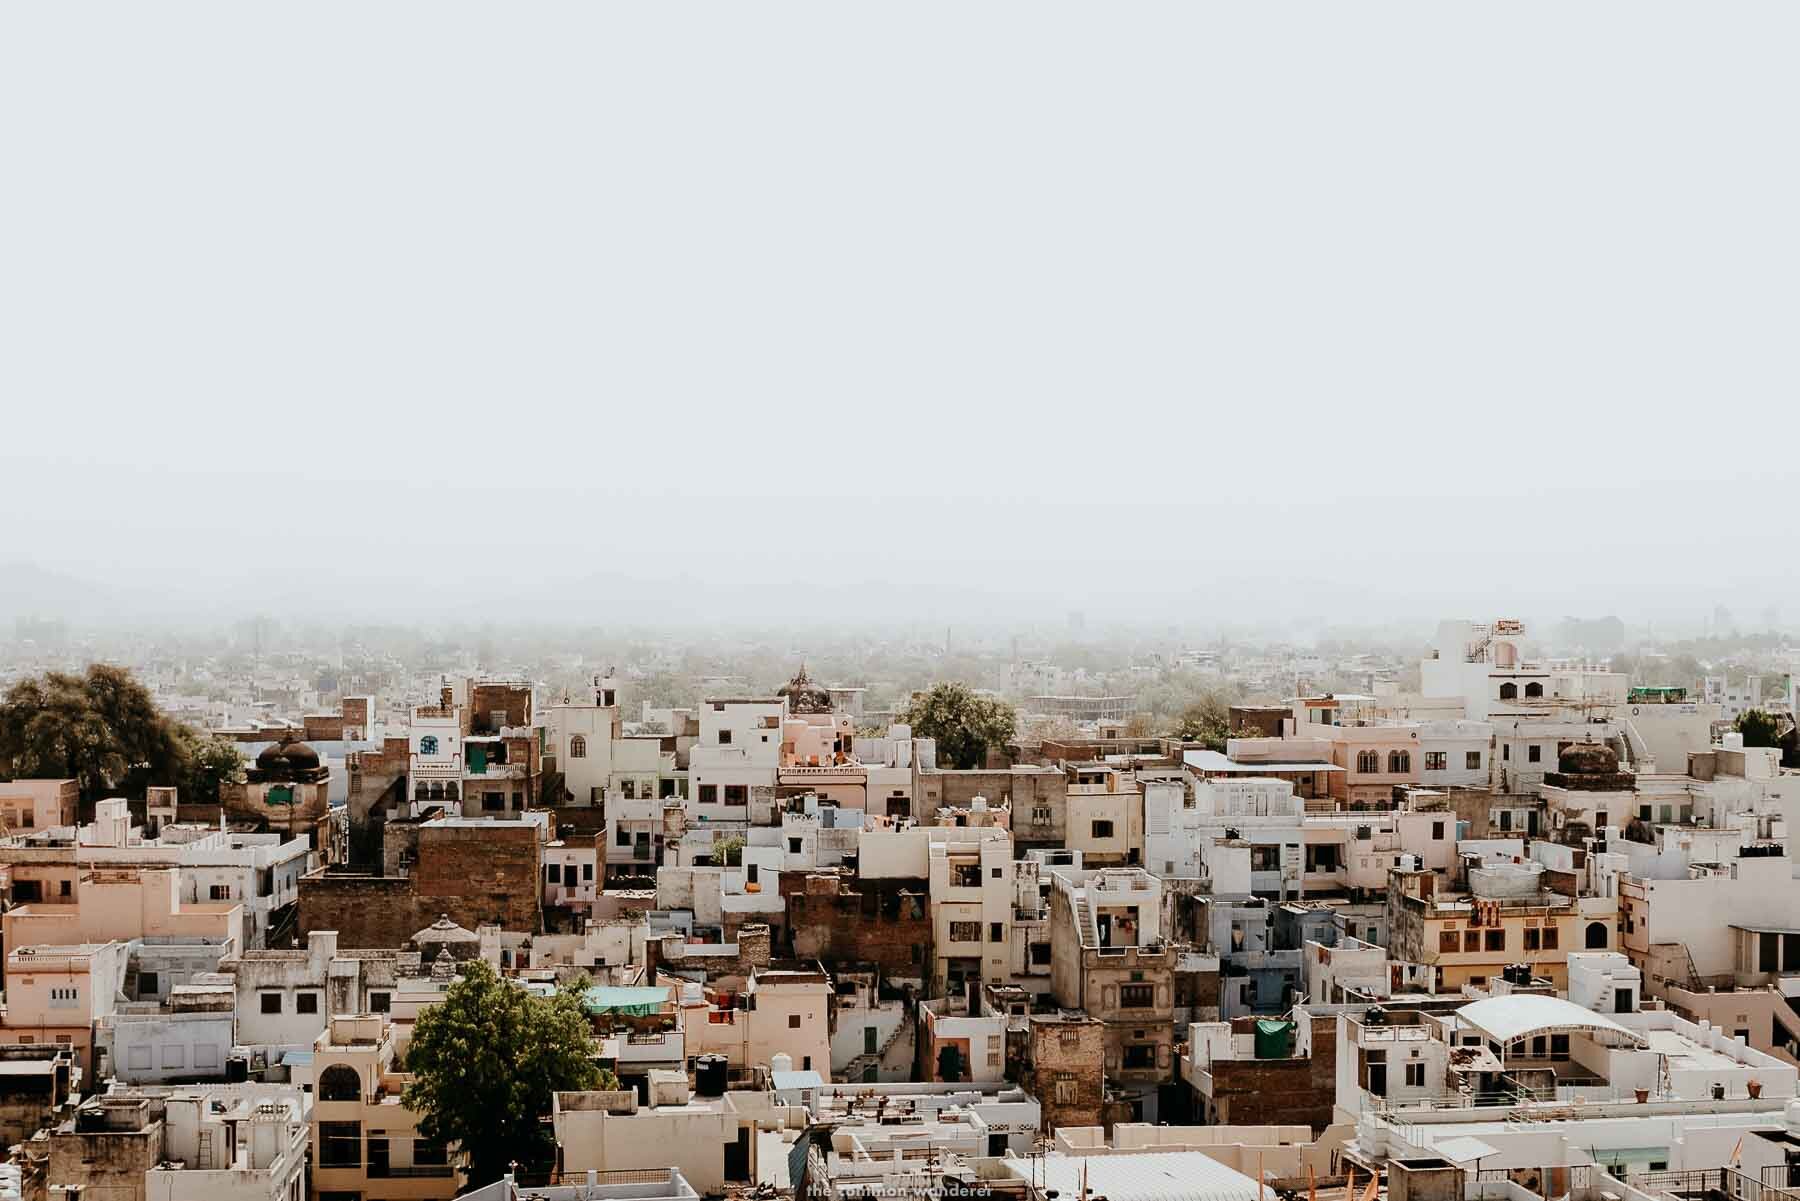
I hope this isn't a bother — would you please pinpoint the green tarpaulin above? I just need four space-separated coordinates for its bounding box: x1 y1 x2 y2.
1254 1018 1294 1059
581 985 672 1016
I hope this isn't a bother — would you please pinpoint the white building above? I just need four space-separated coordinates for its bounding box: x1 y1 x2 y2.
689 698 784 824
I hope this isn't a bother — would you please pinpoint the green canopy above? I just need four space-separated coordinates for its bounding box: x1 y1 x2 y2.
1254 1018 1294 1059
581 985 672 1017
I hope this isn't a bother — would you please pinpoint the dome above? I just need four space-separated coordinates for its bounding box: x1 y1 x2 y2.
1559 742 1619 775
254 743 290 773
279 741 321 772
777 664 834 715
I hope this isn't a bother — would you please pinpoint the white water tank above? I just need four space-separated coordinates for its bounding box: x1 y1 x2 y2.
771 1052 794 1075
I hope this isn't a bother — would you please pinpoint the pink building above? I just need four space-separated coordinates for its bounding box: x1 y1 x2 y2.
2 868 241 955
0 780 78 833
0 941 128 1075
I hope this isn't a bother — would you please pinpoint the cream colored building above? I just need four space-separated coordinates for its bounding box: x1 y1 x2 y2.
311 1014 462 1201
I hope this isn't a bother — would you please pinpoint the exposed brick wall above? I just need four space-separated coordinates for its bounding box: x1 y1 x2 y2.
1023 1017 1106 1132
299 821 542 946
780 873 931 981
470 684 532 734
1205 1014 1337 1131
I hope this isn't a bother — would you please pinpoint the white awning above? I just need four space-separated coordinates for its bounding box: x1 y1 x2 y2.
1457 994 1648 1049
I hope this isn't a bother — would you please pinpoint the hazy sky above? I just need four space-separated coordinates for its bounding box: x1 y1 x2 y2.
3 4 1797 627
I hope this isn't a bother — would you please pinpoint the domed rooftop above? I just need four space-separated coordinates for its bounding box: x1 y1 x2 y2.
253 738 322 780
777 664 834 715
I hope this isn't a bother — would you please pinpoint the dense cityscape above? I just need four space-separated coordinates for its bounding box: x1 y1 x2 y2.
2 612 1799 1201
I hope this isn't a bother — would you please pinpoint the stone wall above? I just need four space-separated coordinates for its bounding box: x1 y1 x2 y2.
780 872 931 984
1205 1013 1337 1131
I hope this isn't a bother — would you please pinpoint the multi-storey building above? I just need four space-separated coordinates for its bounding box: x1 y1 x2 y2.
1047 867 1174 1121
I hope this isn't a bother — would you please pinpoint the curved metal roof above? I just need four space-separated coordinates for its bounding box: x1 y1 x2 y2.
1457 994 1648 1049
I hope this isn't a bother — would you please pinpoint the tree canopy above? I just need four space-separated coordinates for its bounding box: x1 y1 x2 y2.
899 682 1017 769
401 960 610 1185
0 665 203 802
1174 693 1254 751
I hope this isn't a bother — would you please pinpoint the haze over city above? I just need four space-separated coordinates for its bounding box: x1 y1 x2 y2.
6 6 1800 1199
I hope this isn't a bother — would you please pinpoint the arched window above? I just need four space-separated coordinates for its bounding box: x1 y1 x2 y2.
1498 683 1518 701
1525 682 1544 699
419 735 440 756
1585 921 1609 949
1387 750 1410 774
443 782 459 801
569 735 587 759
1357 750 1379 774
319 1065 362 1102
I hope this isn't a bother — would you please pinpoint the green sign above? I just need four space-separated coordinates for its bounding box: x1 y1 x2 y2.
267 785 295 806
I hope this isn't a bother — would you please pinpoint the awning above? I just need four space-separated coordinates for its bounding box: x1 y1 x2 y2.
1183 751 1343 773
581 985 672 1016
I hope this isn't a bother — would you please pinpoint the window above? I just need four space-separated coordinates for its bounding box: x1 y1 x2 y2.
1054 1072 1077 1104
1091 820 1114 839
583 862 594 881
1499 683 1518 701
1541 925 1558 949
414 1139 448 1166
991 867 1003 878
1424 752 1447 772
1387 750 1410 773
58 879 70 897
1432 821 1445 840
788 1014 802 1029
319 1121 362 1167
990 922 1005 942
546 864 559 884
1405 1062 1425 1088
261 992 283 1015
482 791 504 811
569 734 586 758
48 987 78 1007
1030 942 1051 965
949 921 981 942
1120 984 1154 1009
1485 928 1505 952
1463 930 1481 952
138 972 159 998
1586 921 1609 949
1528 744 1542 764
1249 844 1282 872
296 992 319 1014
788 837 802 854
724 785 747 805
1525 682 1544 699
1122 1044 1155 1069
1466 751 1482 770
1502 744 1510 760
718 729 732 745
1439 930 1461 953
319 1064 362 1101
369 992 391 1014
1033 806 1052 826
698 784 718 805
1357 750 1379 773
1523 927 1541 951
419 735 439 755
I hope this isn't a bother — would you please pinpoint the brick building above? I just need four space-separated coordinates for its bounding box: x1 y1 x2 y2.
780 870 930 988
297 813 546 947
1019 1013 1107 1132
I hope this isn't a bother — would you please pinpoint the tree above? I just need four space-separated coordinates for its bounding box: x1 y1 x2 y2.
402 960 611 1185
177 733 246 808
1737 709 1783 749
1175 694 1233 750
899 683 1017 769
0 666 192 802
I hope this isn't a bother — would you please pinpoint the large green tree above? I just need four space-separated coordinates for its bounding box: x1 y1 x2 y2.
900 682 1017 769
402 961 611 1185
176 732 246 807
0 666 192 802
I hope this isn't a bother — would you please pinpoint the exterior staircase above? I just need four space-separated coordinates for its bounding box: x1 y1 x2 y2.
840 1008 915 1082
1073 891 1101 947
